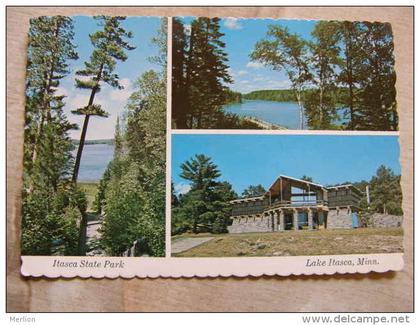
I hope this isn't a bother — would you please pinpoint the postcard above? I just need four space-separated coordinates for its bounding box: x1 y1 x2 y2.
17 15 405 278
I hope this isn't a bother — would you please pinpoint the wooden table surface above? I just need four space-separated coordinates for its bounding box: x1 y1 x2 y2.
6 6 414 312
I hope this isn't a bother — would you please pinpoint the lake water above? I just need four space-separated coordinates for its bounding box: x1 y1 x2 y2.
223 99 347 129
74 143 115 182
224 99 307 129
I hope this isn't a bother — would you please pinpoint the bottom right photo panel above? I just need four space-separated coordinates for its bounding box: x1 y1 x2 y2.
171 134 403 258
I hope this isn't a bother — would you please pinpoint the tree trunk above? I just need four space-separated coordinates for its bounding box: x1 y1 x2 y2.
296 89 304 130
72 114 91 182
72 64 103 182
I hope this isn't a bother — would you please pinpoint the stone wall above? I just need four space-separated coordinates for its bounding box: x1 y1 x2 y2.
228 215 272 234
327 208 353 229
370 213 403 228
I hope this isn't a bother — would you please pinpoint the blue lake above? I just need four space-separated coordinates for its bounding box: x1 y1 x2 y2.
223 99 347 129
74 143 114 182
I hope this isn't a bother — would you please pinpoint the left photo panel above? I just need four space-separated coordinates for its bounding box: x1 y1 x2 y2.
22 16 167 257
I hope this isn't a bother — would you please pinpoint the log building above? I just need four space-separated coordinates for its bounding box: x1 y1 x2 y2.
228 175 362 233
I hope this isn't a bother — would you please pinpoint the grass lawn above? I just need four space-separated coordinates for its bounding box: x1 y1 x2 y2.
77 182 99 212
172 228 403 257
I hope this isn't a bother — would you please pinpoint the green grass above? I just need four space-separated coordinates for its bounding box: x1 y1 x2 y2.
77 182 99 212
172 228 404 257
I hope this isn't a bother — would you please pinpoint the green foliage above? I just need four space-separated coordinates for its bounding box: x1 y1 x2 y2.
224 89 242 104
370 165 402 215
72 16 135 182
22 183 86 255
98 66 166 256
243 89 297 102
250 24 311 129
22 16 86 256
241 184 266 198
172 17 253 129
172 155 237 235
251 21 397 131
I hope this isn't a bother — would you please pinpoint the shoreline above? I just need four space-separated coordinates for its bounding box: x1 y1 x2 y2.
242 116 287 130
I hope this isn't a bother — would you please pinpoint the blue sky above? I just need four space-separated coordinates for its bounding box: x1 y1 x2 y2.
172 135 401 196
55 16 163 140
179 17 317 93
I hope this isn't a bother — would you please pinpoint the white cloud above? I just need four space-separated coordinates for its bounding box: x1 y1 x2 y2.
184 24 191 36
237 70 248 76
267 79 291 89
55 86 68 97
246 61 264 69
224 18 242 30
174 183 191 195
110 78 133 102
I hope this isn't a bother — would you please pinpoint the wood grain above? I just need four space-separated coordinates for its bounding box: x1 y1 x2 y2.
6 6 413 312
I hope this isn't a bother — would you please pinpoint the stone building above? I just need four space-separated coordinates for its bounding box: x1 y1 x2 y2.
228 175 362 234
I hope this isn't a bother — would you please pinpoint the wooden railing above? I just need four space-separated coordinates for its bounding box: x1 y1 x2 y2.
269 199 328 209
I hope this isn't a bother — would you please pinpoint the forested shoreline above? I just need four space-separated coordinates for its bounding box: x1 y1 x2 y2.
250 21 397 130
172 18 398 131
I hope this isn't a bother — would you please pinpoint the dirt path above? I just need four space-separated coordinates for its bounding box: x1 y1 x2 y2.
171 237 215 254
86 218 105 256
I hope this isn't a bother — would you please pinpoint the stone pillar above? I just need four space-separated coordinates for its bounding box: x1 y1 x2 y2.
307 209 313 230
266 213 271 229
278 210 285 231
272 211 278 231
293 209 299 231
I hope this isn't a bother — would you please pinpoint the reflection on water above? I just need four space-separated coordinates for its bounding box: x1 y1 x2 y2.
223 99 347 129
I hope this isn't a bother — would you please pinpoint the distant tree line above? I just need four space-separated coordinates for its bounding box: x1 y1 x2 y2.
224 89 242 104
172 17 261 129
243 88 348 104
251 21 397 130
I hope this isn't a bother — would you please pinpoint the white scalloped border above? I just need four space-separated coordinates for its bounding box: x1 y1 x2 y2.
21 253 404 278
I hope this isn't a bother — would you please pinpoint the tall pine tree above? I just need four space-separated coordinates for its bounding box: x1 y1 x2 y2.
72 16 135 182
23 16 85 256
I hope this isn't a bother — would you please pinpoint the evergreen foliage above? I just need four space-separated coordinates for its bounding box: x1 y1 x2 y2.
172 155 237 235
72 16 135 182
241 185 266 198
96 20 168 256
172 17 262 129
22 16 85 255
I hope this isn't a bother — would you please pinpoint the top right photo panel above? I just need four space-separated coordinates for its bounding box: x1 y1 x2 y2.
171 17 397 131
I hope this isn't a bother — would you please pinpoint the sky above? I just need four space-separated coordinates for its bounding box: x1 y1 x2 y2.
171 134 401 196
54 16 163 140
179 17 318 94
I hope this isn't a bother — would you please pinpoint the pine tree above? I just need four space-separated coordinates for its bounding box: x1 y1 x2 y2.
175 18 232 128
355 22 397 130
25 16 78 176
242 184 266 198
172 17 188 128
336 22 363 130
22 16 86 256
370 165 402 215
72 16 135 182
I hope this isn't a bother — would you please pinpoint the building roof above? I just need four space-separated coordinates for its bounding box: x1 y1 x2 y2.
327 184 363 195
